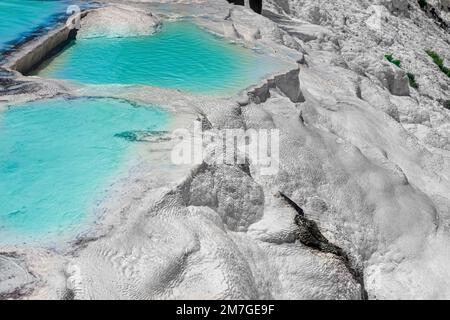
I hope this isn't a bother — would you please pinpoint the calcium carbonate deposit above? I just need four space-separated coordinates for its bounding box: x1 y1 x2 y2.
0 0 449 300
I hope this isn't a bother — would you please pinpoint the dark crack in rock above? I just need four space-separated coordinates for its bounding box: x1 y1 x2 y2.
0 69 42 96
279 192 368 300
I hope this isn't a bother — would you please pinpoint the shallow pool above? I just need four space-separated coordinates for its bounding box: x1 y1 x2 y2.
0 98 168 244
0 0 71 53
35 22 282 95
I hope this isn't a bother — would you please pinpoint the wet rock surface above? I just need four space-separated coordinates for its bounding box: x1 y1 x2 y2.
0 78 42 96
0 253 35 299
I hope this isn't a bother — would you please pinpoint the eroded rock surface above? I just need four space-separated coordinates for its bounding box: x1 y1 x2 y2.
263 0 450 299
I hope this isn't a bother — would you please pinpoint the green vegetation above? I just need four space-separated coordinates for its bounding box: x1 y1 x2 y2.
418 0 428 10
444 100 450 110
407 72 419 89
426 50 450 78
385 53 419 89
385 54 401 68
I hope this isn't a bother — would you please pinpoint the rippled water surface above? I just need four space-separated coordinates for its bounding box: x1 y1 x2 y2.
0 98 168 244
36 22 282 94
0 0 69 53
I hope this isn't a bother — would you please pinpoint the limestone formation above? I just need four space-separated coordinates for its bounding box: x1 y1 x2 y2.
0 0 449 300
77 4 161 39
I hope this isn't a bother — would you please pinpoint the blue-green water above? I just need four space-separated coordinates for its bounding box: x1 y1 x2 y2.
36 22 281 94
0 98 168 244
0 0 69 53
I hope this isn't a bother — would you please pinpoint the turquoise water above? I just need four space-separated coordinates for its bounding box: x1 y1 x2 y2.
0 0 69 53
36 22 281 94
0 98 168 244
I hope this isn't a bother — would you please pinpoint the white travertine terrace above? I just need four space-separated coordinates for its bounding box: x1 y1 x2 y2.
77 4 161 39
0 0 449 300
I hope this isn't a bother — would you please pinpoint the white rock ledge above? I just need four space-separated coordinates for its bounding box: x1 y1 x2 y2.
1 0 449 301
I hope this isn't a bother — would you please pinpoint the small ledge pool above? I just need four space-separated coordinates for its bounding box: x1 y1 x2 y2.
34 21 283 95
0 98 168 245
0 13 286 246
